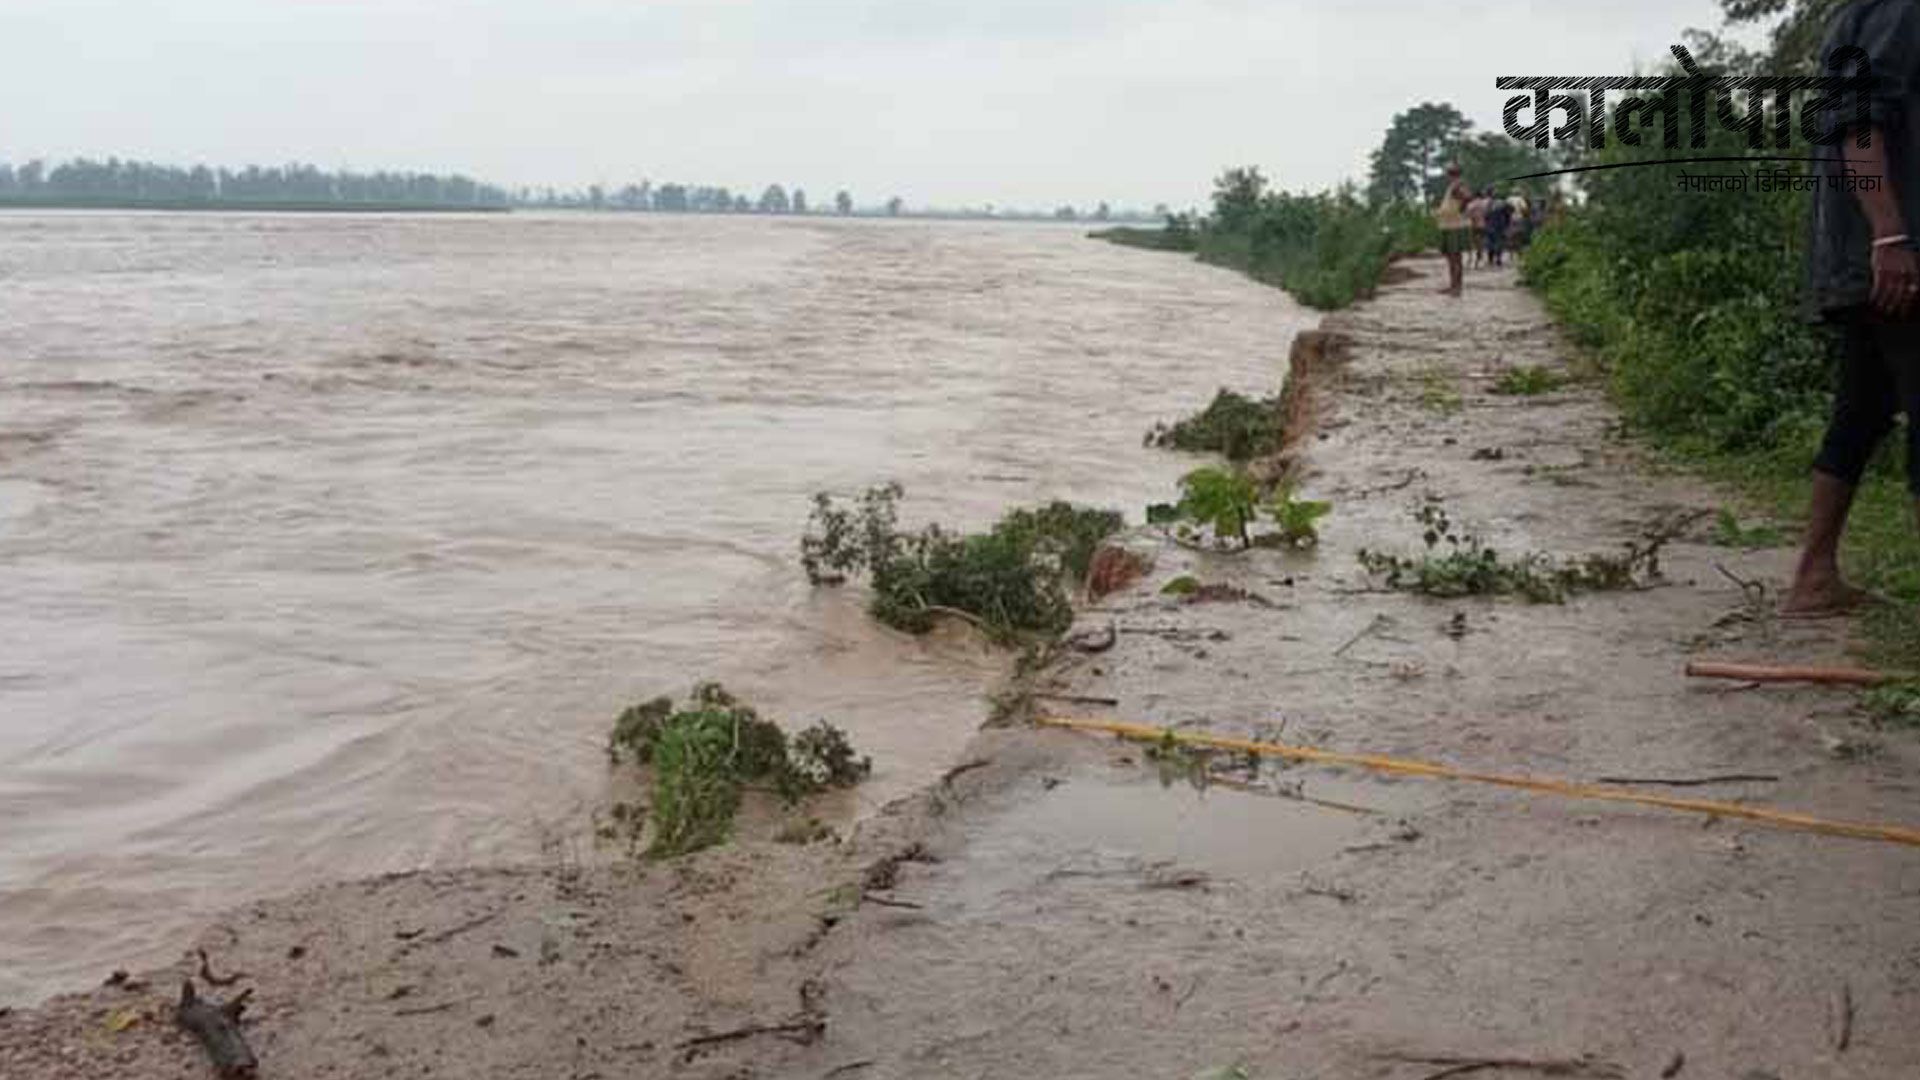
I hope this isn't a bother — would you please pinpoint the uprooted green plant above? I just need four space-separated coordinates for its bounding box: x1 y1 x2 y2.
1145 388 1285 462
608 682 870 858
1148 466 1332 551
1356 499 1673 603
802 483 1123 642
1260 483 1332 548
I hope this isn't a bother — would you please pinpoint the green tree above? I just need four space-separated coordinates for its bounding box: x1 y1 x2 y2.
792 188 807 214
1367 102 1472 204
1454 131 1556 192
758 184 791 213
885 196 904 216
1718 0 1847 71
835 189 853 215
1210 166 1267 232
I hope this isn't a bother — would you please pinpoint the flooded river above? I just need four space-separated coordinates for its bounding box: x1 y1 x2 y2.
0 210 1309 1001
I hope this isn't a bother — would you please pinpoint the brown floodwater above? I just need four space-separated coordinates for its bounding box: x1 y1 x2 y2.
0 210 1310 1002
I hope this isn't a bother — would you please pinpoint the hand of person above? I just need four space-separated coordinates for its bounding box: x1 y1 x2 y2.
1870 239 1920 318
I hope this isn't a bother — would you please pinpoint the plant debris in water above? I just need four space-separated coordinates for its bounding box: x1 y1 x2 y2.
607 682 870 858
1146 388 1285 462
801 482 1123 643
1356 499 1670 603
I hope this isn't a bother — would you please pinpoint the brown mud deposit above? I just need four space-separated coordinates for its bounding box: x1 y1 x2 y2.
8 260 1920 1079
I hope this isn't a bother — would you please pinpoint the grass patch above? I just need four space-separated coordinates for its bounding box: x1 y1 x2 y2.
1489 365 1568 396
1862 681 1920 728
1417 366 1463 413
607 683 869 858
802 483 1123 643
1145 388 1284 462
1708 507 1787 550
1356 499 1673 603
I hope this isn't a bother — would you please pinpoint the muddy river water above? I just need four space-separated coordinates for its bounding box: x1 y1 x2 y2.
0 210 1310 1001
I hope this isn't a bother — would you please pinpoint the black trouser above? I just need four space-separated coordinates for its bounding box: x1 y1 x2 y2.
1813 307 1920 496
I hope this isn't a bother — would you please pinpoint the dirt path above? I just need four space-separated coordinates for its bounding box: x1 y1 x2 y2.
8 259 1919 1080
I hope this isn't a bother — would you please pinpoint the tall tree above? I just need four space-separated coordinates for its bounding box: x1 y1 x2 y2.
758 184 791 213
885 196 903 216
1367 102 1472 204
1210 166 1267 231
792 188 807 214
1718 0 1846 71
835 190 853 215
1454 131 1556 192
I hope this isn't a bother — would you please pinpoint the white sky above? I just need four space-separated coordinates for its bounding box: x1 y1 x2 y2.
0 0 1754 210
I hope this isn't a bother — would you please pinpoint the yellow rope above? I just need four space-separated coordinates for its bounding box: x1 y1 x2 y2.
1037 716 1920 849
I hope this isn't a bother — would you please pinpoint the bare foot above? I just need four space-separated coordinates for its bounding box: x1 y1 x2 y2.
1779 577 1874 619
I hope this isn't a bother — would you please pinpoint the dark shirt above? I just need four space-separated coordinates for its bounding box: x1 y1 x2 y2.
1486 201 1512 234
1808 0 1920 314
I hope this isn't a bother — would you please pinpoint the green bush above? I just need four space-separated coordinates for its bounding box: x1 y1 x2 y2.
608 683 870 858
1146 388 1284 461
802 484 1123 642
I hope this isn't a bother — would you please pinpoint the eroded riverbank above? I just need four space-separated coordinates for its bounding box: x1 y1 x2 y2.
7 258 1919 1080
0 212 1313 1002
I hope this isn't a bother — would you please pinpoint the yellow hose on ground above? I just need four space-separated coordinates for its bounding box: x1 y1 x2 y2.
1036 716 1920 849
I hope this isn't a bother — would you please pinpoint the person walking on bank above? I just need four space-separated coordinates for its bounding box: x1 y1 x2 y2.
1784 0 1920 616
1484 189 1512 268
1507 188 1533 256
1467 187 1491 268
1434 163 1472 295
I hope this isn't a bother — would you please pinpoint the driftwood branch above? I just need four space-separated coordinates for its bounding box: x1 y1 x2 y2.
175 980 257 1079
1595 773 1778 787
678 1016 826 1051
196 948 245 988
1685 661 1897 687
1379 1052 1623 1080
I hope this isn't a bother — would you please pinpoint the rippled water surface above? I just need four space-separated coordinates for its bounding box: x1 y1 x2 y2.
0 210 1308 1001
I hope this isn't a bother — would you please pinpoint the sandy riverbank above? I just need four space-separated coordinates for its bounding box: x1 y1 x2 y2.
6 258 1918 1080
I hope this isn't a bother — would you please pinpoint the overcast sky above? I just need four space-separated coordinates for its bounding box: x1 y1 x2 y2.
0 0 1754 210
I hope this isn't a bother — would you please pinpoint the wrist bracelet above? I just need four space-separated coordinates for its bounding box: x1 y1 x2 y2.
1872 233 1912 248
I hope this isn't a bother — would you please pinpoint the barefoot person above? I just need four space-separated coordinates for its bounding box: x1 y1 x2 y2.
1434 163 1472 295
1785 0 1920 616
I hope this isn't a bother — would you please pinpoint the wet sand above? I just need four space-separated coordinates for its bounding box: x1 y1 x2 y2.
6 259 1919 1080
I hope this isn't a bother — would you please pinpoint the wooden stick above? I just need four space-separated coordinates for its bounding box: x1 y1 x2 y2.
1685 661 1899 686
1594 773 1778 787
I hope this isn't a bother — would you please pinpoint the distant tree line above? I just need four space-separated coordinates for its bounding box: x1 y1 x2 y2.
0 157 513 207
530 181 870 215
0 156 1152 220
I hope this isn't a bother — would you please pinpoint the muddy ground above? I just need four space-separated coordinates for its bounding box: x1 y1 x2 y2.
6 259 1919 1080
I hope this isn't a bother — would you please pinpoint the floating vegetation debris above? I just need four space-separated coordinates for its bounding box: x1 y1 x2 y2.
1146 389 1285 462
607 683 869 858
802 483 1123 643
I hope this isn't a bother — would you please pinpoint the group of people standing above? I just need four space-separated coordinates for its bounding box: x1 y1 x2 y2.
1433 162 1550 296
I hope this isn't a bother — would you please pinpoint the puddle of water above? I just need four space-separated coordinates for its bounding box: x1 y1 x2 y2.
956 769 1431 901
